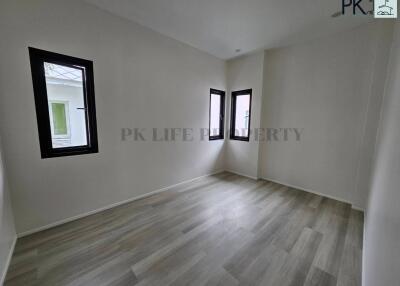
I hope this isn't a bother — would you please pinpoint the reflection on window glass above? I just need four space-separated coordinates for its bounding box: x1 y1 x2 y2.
234 94 250 137
44 62 88 148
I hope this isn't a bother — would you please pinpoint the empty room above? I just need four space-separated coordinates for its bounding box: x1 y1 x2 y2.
0 0 399 285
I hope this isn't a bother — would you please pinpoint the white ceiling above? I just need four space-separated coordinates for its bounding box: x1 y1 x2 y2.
84 0 373 59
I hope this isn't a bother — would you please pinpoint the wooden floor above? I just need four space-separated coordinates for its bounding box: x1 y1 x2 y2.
5 172 363 286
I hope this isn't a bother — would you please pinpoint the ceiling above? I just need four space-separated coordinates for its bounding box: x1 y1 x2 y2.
84 0 373 60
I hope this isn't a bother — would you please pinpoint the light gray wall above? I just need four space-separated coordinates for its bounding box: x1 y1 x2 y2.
259 22 393 209
353 21 394 209
0 0 226 235
225 52 264 179
0 136 16 284
363 21 400 286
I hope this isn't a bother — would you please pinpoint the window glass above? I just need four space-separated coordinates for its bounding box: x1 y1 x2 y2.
234 94 250 137
44 62 88 148
210 93 222 136
230 89 252 141
209 89 225 140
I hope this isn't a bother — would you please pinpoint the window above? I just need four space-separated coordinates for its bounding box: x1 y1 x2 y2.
29 47 98 158
209 89 225 140
230 89 252 141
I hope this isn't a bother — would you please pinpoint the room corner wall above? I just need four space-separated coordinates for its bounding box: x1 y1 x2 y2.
0 136 16 284
225 51 264 179
363 20 400 286
259 21 394 209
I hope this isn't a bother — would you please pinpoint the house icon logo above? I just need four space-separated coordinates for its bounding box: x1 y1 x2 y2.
375 0 397 18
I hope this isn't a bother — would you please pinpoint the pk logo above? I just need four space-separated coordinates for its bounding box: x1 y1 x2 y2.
342 0 373 15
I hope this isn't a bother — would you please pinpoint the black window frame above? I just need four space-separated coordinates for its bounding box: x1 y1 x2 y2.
230 89 252 141
28 47 98 159
209 89 225 140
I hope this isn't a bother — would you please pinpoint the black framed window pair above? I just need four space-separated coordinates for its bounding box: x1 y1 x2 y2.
208 88 252 141
29 47 98 158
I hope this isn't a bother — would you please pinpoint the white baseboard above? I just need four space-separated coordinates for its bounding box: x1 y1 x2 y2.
225 169 259 180
18 170 224 238
17 169 363 238
220 171 365 211
261 176 365 212
1 236 17 285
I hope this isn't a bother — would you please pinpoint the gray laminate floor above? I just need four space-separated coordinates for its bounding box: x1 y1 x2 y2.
5 172 363 286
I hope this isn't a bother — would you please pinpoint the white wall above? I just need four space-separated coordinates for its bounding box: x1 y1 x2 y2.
0 136 16 284
363 21 400 286
0 0 226 235
258 22 393 209
353 22 395 209
225 52 264 179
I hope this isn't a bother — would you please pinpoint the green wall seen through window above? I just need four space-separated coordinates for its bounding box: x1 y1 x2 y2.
51 103 68 135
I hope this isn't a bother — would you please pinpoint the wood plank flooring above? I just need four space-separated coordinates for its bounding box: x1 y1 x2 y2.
5 172 363 286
